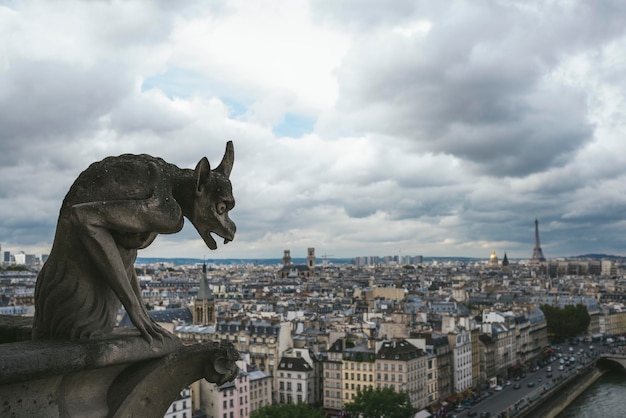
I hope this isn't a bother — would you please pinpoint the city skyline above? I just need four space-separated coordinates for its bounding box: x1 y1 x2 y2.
1 1 626 260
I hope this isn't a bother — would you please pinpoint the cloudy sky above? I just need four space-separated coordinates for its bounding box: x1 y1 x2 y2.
1 0 626 261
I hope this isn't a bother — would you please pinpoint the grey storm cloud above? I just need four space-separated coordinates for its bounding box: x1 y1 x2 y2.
321 0 626 177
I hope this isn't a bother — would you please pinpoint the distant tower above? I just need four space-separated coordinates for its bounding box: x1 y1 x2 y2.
502 252 510 271
307 247 315 269
530 219 546 263
193 262 215 325
283 250 292 266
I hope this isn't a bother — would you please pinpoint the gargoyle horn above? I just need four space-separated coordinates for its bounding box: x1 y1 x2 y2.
215 141 234 178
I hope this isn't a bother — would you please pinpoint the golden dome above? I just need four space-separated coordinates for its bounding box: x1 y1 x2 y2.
489 250 498 265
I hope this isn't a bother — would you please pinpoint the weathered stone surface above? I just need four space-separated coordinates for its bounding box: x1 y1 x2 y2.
0 314 32 343
0 335 240 417
32 142 236 344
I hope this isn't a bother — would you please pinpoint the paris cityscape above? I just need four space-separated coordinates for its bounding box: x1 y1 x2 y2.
2 218 626 417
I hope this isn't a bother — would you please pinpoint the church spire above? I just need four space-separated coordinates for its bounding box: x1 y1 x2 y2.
197 261 213 301
193 261 215 325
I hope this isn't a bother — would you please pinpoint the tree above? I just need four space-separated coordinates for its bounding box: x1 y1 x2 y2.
250 403 325 418
540 304 591 339
343 386 416 418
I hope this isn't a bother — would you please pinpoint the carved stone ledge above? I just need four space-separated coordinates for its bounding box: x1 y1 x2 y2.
0 329 239 417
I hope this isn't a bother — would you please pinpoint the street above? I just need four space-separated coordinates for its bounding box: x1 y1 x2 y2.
448 340 601 418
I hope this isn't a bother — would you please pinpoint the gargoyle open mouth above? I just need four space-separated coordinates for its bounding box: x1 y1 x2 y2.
205 231 232 250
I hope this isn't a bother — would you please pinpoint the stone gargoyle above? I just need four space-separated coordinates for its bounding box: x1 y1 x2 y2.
32 142 236 345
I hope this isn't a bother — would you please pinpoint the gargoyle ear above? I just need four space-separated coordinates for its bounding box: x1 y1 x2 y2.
194 157 211 196
215 141 234 178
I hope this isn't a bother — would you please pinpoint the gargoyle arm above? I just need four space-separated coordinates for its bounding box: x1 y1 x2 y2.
69 217 166 344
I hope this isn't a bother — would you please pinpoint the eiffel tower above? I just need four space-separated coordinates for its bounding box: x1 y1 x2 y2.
529 218 546 263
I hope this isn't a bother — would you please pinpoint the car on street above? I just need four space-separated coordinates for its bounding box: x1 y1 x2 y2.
513 383 521 389
527 381 535 387
494 385 503 391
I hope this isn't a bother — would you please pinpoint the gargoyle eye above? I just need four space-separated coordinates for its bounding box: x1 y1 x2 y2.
217 202 227 215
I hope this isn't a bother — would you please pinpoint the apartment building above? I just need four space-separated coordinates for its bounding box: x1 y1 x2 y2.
422 352 438 406
211 317 292 380
248 370 272 413
448 330 472 393
376 340 429 410
323 338 344 415
277 355 315 405
198 372 250 418
341 342 376 403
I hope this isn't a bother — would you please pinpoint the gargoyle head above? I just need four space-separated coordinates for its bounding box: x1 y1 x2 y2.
204 341 240 385
190 141 236 250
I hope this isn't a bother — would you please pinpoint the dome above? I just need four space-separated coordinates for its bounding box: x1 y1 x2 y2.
489 250 499 265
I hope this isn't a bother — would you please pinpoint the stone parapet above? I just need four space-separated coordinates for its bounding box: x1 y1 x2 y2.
0 319 239 418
